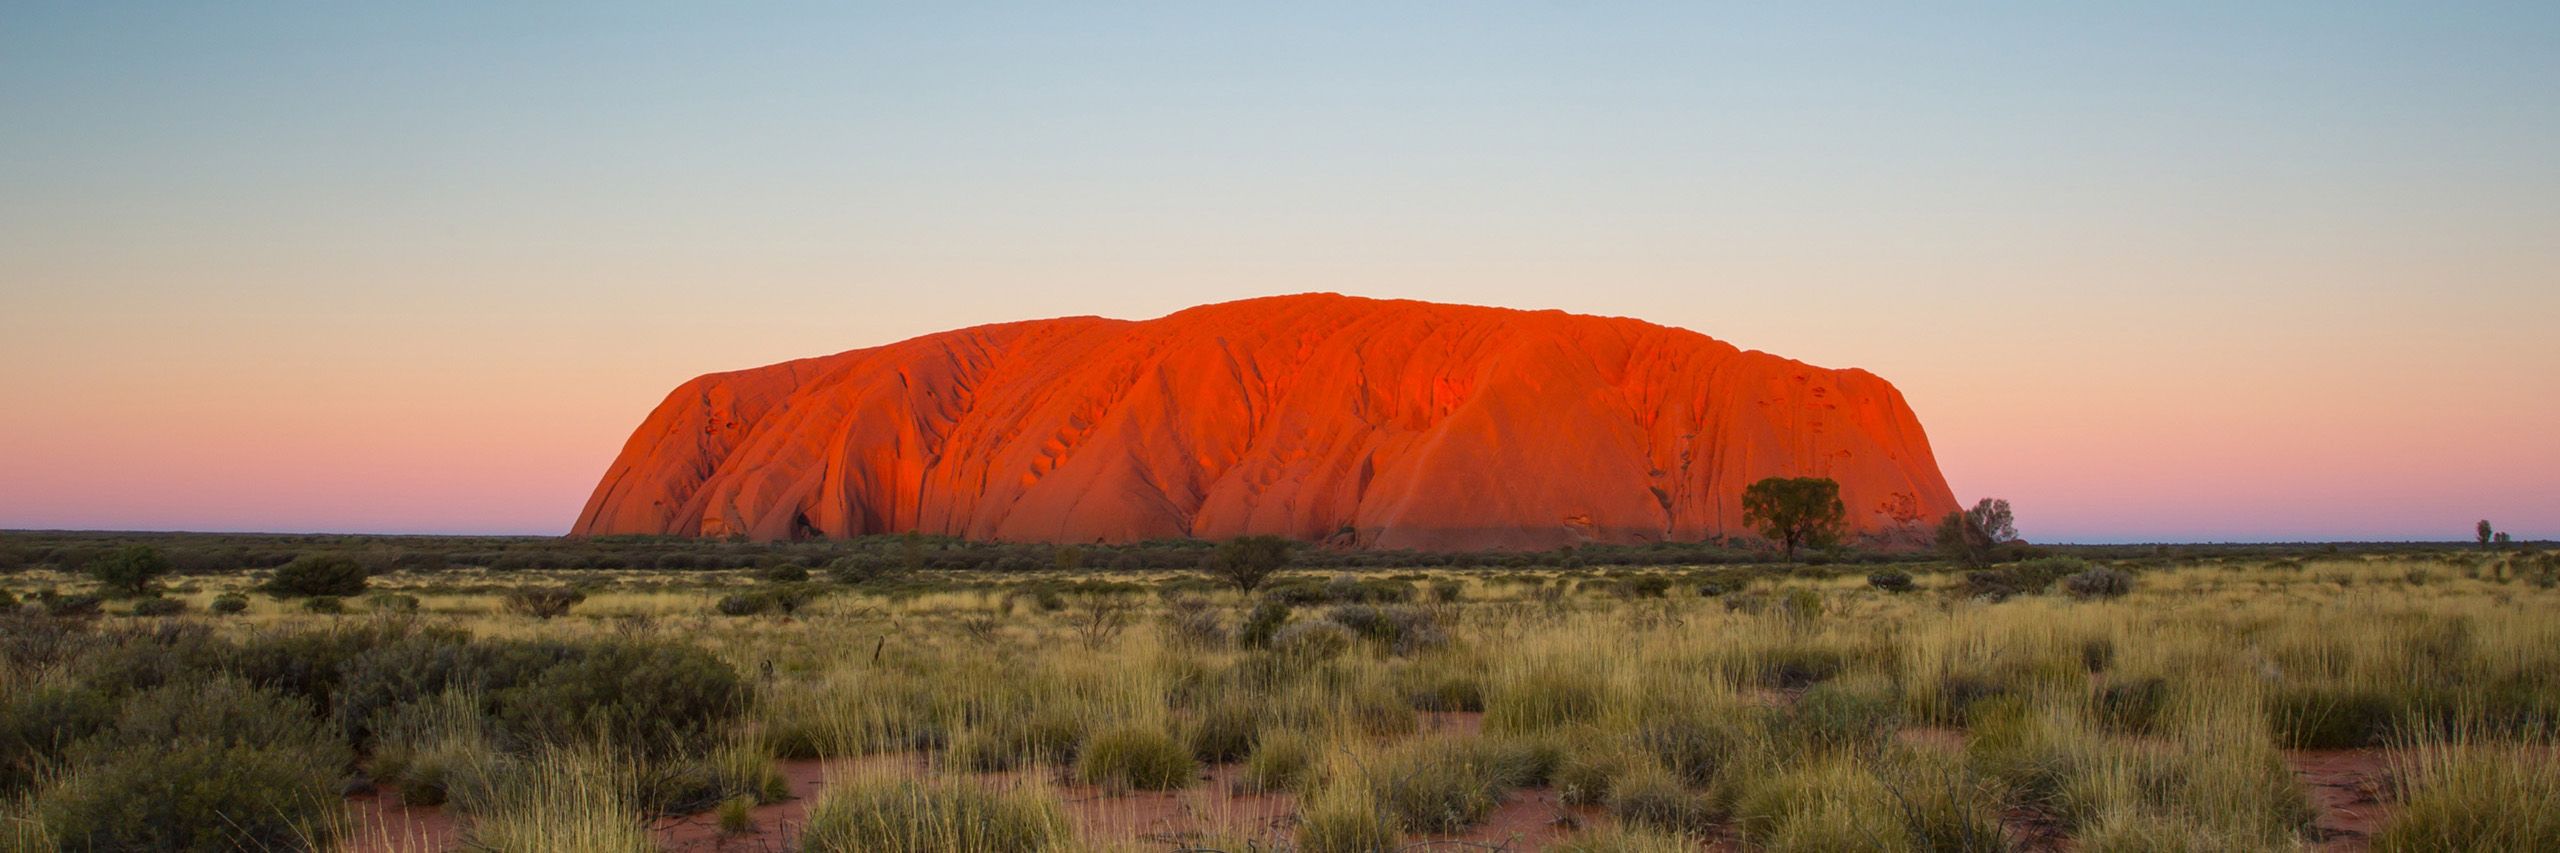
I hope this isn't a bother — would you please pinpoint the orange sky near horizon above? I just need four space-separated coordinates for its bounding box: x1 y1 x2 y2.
3 4 2555 542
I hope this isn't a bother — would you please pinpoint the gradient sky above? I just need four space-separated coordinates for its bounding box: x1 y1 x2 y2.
4 3 2555 542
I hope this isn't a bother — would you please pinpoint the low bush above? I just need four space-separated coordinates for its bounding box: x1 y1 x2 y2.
1364 735 1544 833
209 594 249 615
2373 741 2560 851
2267 685 2397 749
1486 662 1608 733
128 597 185 617
1270 621 1355 662
366 592 421 613
1238 600 1291 648
2064 567 2136 600
490 638 750 758
1607 765 1716 835
301 596 345 614
1780 678 1900 755
503 586 586 619
1075 725 1197 791
1186 697 1261 763
35 679 349 852
260 555 370 598
1296 785 1401 853
759 564 810 583
800 774 1071 852
1239 729 1317 794
1867 569 1916 593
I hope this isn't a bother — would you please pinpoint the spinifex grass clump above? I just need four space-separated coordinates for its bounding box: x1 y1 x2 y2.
800 773 1072 853
2373 737 2560 851
1358 734 1550 833
1076 724 1198 791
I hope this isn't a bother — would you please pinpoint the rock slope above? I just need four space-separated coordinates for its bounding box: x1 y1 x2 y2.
574 294 1958 550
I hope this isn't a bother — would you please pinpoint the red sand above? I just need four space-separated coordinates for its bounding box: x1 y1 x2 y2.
574 294 1957 550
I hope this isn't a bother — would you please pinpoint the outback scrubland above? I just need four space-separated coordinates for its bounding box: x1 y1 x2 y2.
0 532 2554 852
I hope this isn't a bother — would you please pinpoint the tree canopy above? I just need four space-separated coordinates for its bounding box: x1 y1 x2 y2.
1739 477 1846 561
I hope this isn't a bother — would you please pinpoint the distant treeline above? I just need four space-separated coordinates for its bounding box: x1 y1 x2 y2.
0 530 2522 578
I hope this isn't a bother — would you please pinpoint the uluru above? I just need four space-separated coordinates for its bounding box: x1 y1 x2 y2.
573 294 1959 551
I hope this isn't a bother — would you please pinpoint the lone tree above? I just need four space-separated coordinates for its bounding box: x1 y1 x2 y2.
1210 535 1292 592
1740 477 1846 561
1937 498 2018 567
86 544 170 598
2478 520 2494 549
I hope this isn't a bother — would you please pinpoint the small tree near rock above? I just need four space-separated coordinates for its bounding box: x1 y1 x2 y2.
1739 477 1846 561
1937 499 2018 567
1209 536 1292 592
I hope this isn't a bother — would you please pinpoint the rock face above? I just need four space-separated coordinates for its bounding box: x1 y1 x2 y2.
574 294 1958 550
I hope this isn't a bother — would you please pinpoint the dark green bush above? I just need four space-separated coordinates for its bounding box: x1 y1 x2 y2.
489 638 749 758
1782 681 1899 754
301 596 346 614
366 592 420 612
501 585 585 619
2095 676 2169 734
128 597 185 617
84 545 168 598
760 564 810 583
0 686 114 795
2269 685 2398 749
260 555 370 598
1867 570 1915 593
2063 567 2135 600
1238 600 1291 649
44 593 104 618
37 679 348 852
209 594 249 615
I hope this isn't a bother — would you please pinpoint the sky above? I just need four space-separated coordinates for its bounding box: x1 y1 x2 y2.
3 3 2555 543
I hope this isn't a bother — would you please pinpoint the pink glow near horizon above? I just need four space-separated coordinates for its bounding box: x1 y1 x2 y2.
4 5 2555 542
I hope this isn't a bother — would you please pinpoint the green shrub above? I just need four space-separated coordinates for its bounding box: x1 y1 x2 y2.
44 593 103 618
84 545 167 598
1186 697 1261 763
800 774 1071 852
260 555 370 598
1867 570 1916 593
2267 685 2397 749
1075 725 1197 791
503 585 586 619
1239 600 1291 648
1554 741 1633 806
128 597 185 617
760 564 811 583
1781 679 1899 755
1240 729 1317 794
2095 677 2170 734
209 594 249 615
1364 735 1542 833
2373 742 2560 851
490 638 749 758
1270 621 1355 662
2064 567 2136 600
1486 662 1608 733
1607 765 1716 835
1296 786 1401 853
301 596 346 613
0 686 114 795
36 679 348 852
